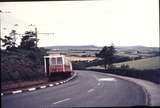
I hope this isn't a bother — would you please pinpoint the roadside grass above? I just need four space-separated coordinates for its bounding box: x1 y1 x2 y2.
114 56 160 70
1 79 48 92
1 74 73 92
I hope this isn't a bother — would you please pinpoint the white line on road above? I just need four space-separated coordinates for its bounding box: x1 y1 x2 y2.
28 88 36 91
12 90 22 94
98 78 116 81
40 86 46 89
49 84 53 87
88 89 95 93
55 83 59 85
53 98 71 104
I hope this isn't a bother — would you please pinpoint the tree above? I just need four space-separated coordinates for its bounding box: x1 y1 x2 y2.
19 31 38 50
96 45 116 70
0 30 17 50
9 30 17 47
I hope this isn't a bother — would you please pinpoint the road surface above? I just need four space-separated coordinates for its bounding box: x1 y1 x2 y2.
1 70 148 107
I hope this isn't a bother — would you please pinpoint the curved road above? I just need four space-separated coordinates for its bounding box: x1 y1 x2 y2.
1 70 148 107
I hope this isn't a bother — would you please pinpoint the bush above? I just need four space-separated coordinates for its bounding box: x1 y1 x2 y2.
1 48 47 83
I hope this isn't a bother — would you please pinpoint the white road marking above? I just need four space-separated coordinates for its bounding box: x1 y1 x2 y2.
55 83 59 85
53 98 71 104
98 78 116 81
12 90 22 94
40 86 46 89
49 84 53 87
28 88 36 91
88 89 95 93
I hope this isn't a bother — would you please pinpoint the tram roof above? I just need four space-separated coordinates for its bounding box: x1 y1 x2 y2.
44 54 65 58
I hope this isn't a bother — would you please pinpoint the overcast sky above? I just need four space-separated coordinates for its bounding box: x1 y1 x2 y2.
0 0 159 47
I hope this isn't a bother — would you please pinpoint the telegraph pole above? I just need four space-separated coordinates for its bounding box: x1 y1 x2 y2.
35 27 38 47
0 10 1 38
29 24 54 47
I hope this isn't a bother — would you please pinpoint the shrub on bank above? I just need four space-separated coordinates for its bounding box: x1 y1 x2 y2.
1 48 47 83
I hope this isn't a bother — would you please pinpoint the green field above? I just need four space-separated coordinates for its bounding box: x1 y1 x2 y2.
115 56 160 70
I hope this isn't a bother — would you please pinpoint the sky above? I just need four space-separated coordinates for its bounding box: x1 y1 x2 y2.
0 0 159 47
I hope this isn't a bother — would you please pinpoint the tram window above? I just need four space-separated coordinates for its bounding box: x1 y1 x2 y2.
51 58 56 65
57 57 63 64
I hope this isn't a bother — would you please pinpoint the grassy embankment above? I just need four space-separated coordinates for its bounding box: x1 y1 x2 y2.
115 56 160 70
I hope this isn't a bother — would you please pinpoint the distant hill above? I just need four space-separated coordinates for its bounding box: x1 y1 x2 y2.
44 45 101 50
43 45 159 57
44 45 159 52
116 46 159 52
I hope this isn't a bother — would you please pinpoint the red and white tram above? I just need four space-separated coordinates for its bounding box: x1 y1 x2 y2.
44 54 73 78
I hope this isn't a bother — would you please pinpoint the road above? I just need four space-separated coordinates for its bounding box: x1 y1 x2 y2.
1 70 148 107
